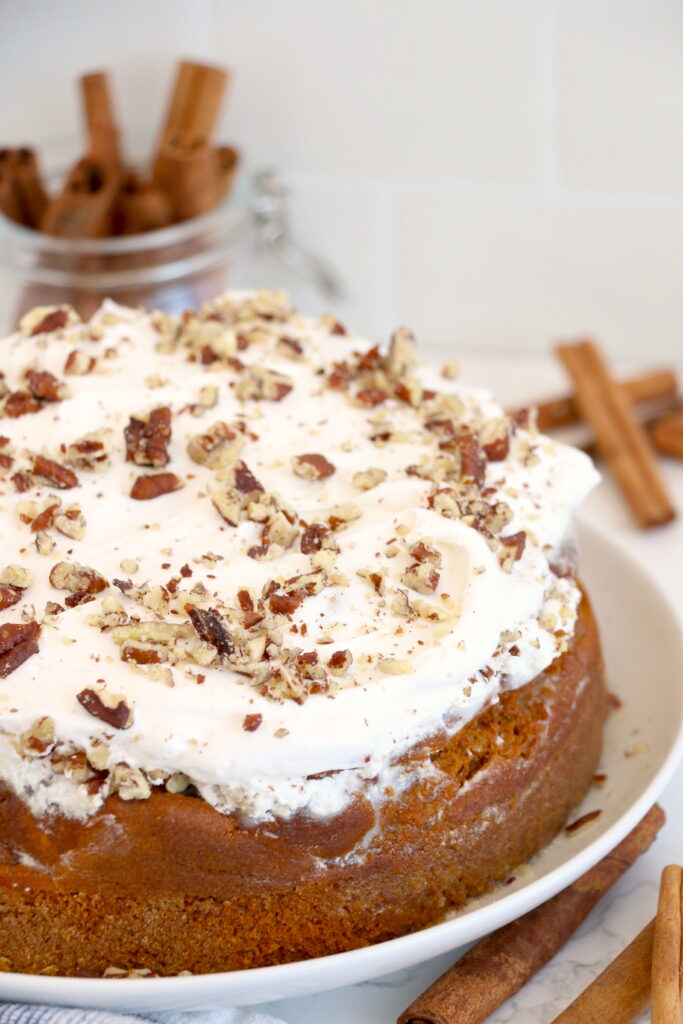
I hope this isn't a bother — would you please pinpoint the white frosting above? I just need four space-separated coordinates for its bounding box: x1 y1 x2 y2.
0 295 600 822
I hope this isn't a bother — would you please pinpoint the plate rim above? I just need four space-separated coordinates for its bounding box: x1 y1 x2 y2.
2 520 683 1009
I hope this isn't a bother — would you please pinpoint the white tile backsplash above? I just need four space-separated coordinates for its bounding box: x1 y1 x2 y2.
2 0 683 361
211 0 542 183
395 186 683 358
557 0 683 194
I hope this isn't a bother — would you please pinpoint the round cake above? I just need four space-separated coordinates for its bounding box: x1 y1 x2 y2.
0 293 605 977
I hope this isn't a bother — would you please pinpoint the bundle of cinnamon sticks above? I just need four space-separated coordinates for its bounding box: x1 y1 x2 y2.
510 341 681 529
399 804 683 1024
0 61 239 238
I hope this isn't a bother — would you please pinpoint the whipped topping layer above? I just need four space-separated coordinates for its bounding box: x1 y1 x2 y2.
0 293 599 822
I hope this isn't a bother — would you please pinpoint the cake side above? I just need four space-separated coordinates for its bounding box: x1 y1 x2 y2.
0 590 605 975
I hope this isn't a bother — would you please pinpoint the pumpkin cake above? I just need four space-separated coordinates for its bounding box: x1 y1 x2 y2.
0 293 604 976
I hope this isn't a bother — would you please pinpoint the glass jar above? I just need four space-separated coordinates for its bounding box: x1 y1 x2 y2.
0 143 344 333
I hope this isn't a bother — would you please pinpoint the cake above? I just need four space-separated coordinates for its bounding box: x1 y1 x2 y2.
0 293 604 977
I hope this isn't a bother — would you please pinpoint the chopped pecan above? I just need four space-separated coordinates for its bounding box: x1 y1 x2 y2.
54 505 86 541
499 531 527 572
0 620 40 678
327 649 352 675
22 306 72 336
300 523 336 554
480 418 511 462
243 713 263 732
125 407 172 467
186 605 234 658
276 336 304 359
49 561 109 603
269 592 304 615
356 386 388 407
327 503 362 531
457 431 486 486
0 585 21 611
357 568 385 595
30 501 60 532
19 716 55 757
384 326 416 379
187 421 244 469
401 562 440 594
3 391 42 418
292 453 336 480
64 430 112 472
235 366 293 402
77 687 134 729
327 362 352 390
121 643 167 665
32 455 78 489
25 370 70 402
0 564 31 589
237 589 265 628
130 472 183 500
64 349 97 375
356 345 382 372
409 541 443 566
233 460 264 494
352 467 387 491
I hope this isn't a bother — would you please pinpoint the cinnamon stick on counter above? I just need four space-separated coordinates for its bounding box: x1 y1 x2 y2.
398 803 665 1024
556 340 676 529
652 410 683 460
6 148 48 227
651 865 683 1024
550 920 654 1024
529 368 679 432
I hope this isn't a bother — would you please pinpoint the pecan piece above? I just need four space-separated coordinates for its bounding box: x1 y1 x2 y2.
77 687 134 730
352 467 387 491
243 713 263 732
125 407 172 467
186 605 234 658
401 562 440 594
356 386 388 407
130 472 183 500
64 349 97 375
32 455 78 489
499 531 527 572
457 431 486 487
409 541 443 566
64 430 111 472
3 391 42 418
292 453 336 480
300 523 336 554
25 370 70 402
269 592 305 615
0 585 21 611
187 420 244 469
24 307 70 335
480 418 511 462
49 561 109 602
0 620 40 678
327 649 353 675
233 459 264 494
235 366 293 402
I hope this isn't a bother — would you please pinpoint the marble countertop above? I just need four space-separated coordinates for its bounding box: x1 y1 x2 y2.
254 352 683 1024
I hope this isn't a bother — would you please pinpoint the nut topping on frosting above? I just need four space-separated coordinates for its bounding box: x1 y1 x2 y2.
76 687 134 730
0 292 600 825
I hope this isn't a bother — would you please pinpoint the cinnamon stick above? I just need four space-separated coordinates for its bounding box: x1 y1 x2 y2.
550 920 653 1023
153 139 220 221
4 148 48 227
155 60 228 152
214 144 239 203
556 340 676 529
652 410 683 460
0 160 24 224
41 157 120 238
528 368 679 431
80 70 120 169
651 865 683 1024
113 171 172 234
398 803 665 1024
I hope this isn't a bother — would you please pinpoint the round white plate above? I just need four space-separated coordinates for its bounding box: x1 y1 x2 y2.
2 522 682 1012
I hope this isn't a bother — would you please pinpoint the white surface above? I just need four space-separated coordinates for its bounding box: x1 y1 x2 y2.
3 1 683 354
1 352 682 1023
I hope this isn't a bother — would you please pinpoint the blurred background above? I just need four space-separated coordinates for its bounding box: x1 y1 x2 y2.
2 0 682 359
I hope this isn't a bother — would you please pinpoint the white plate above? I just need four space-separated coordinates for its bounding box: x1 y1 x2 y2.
2 522 683 1012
